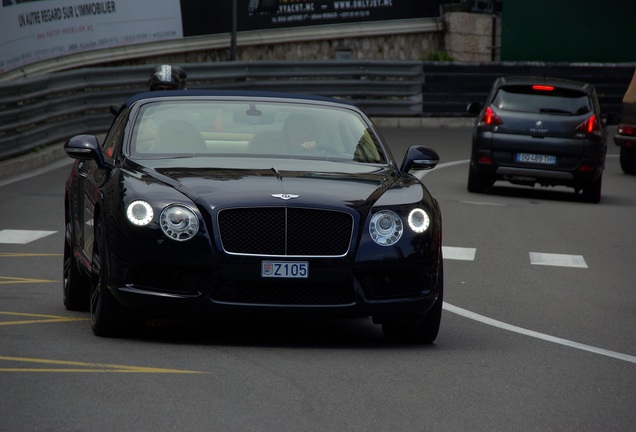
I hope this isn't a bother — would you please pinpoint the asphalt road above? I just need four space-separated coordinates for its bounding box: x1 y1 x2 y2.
1 126 634 432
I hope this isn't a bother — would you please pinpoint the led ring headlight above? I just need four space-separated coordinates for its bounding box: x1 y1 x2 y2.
126 200 153 226
408 208 430 233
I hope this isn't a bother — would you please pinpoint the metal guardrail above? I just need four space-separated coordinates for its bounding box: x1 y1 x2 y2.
418 62 636 117
0 61 424 160
0 61 634 161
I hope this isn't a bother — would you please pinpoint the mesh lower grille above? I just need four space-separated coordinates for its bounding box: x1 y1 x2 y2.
133 264 208 295
218 207 353 256
357 270 427 299
212 279 355 305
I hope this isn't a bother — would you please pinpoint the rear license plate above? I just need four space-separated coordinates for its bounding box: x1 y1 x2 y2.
516 153 557 165
261 261 308 278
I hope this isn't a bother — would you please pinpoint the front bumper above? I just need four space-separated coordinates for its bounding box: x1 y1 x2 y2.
110 257 441 320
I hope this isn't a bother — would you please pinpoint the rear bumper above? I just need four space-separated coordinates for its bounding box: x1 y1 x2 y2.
614 134 636 148
471 131 605 186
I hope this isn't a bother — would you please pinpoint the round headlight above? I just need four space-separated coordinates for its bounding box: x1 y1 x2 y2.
160 205 199 241
369 210 403 246
126 200 153 226
408 208 430 233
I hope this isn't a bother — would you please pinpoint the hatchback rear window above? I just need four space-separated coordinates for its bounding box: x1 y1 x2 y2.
493 85 591 115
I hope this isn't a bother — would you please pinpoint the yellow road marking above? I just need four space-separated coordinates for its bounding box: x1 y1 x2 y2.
0 311 88 326
0 276 57 284
0 356 207 374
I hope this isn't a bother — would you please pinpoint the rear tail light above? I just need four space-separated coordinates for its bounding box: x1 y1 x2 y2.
481 106 503 126
618 124 636 136
576 115 599 134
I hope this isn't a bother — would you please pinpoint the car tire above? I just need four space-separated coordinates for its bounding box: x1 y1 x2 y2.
467 164 490 193
63 214 90 311
620 147 636 175
90 219 126 337
382 262 443 344
581 174 602 204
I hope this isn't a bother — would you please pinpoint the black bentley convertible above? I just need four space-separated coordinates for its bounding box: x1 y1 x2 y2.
63 90 443 342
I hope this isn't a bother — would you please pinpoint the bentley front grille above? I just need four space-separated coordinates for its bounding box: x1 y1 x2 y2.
218 207 353 256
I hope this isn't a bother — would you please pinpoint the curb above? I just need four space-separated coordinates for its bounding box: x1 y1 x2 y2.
0 143 67 182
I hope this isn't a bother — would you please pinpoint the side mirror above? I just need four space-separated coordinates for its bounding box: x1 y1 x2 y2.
110 104 122 116
64 134 106 167
401 145 439 173
467 102 481 115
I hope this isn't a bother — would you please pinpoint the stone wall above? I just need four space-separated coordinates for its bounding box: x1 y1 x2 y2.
444 12 500 61
238 32 442 62
137 13 497 65
2 14 500 80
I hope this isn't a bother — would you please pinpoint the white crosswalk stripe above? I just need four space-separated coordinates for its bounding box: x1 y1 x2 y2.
442 246 476 261
442 247 588 269
0 229 57 244
529 252 588 268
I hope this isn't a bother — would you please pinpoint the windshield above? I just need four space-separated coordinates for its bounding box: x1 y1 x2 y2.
128 99 387 163
493 85 591 115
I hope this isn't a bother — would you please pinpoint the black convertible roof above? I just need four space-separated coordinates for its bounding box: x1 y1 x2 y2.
123 89 352 108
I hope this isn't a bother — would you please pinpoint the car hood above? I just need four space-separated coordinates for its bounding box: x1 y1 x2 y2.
126 157 420 211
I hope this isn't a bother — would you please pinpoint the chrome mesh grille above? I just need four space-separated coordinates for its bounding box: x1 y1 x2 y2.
218 207 353 256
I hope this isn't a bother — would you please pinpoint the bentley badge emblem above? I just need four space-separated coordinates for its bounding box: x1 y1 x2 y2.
271 193 299 200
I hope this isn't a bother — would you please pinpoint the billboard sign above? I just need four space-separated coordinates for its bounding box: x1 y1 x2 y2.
0 0 183 75
182 0 439 36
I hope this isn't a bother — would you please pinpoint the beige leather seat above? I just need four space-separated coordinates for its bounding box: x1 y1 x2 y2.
248 130 285 154
155 120 206 153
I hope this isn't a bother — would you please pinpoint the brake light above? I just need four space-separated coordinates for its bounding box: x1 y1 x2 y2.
481 106 503 126
577 115 599 133
532 85 554 91
618 124 636 136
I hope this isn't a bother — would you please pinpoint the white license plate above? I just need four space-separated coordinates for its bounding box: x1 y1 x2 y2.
261 261 308 278
516 153 557 165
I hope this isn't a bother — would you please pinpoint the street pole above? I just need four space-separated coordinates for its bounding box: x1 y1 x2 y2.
231 0 237 61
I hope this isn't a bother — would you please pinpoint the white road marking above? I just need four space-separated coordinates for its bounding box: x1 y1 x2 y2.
419 159 469 177
530 252 588 268
443 302 636 364
459 200 508 207
443 246 476 261
0 230 56 244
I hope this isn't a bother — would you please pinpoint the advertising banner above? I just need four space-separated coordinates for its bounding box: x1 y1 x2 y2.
181 0 440 36
0 0 183 74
